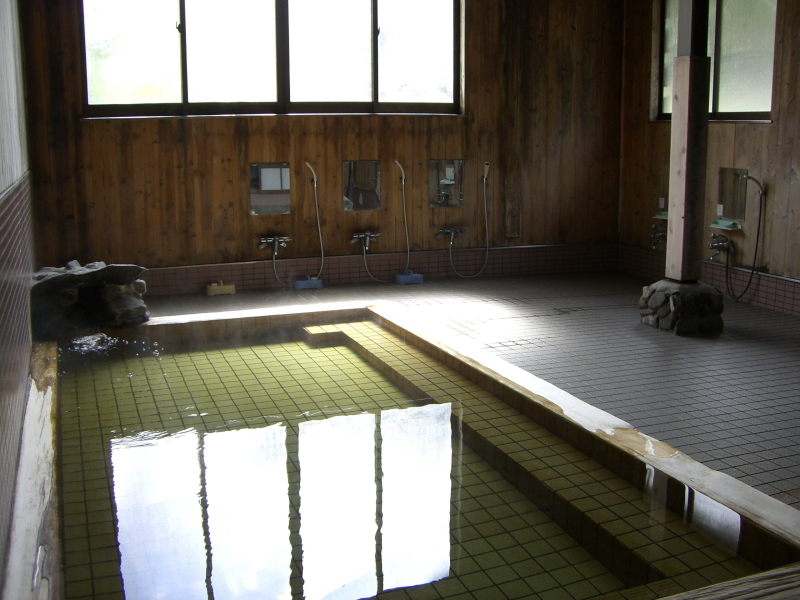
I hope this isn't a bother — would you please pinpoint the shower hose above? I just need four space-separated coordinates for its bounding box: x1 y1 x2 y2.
449 176 490 278
361 161 412 284
362 244 391 283
272 252 291 287
311 175 324 280
725 176 765 301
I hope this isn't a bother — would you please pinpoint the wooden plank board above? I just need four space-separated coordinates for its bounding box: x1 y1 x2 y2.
785 1 800 280
768 0 798 277
523 0 550 246
733 124 769 269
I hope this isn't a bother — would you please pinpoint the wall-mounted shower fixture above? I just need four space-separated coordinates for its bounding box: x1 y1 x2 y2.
651 224 667 250
259 236 291 256
350 231 382 251
715 169 767 301
295 162 324 290
259 236 292 287
351 232 390 283
394 160 423 285
436 161 491 279
435 227 466 245
708 233 734 262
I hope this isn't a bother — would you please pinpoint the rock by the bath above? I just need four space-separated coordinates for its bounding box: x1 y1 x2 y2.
100 281 149 326
638 279 724 336
132 279 146 295
641 315 659 328
31 260 149 339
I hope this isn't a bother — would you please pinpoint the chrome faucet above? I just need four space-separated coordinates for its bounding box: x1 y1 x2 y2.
435 227 466 245
259 236 291 256
708 233 734 262
650 224 667 250
350 232 381 251
435 188 452 205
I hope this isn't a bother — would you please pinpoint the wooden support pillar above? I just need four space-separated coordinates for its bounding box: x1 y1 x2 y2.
665 0 710 282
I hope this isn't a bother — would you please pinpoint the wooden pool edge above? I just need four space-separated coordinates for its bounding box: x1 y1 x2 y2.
2 341 63 600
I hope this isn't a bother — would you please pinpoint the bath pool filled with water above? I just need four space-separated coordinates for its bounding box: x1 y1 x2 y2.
58 335 627 600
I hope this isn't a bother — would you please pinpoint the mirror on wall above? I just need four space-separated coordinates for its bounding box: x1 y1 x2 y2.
718 167 748 222
343 161 381 211
249 163 291 215
428 159 463 208
658 163 670 213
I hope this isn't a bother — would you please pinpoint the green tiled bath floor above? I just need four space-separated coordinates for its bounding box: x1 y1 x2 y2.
59 338 625 600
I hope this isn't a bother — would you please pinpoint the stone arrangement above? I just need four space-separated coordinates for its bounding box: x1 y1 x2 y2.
31 260 149 339
639 279 724 335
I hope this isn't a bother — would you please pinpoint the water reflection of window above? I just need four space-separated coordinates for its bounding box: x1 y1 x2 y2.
111 404 453 600
204 425 291 600
381 403 452 590
111 430 208 600
299 413 378 600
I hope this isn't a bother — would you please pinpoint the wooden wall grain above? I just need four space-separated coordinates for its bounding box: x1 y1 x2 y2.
22 0 623 269
620 0 800 280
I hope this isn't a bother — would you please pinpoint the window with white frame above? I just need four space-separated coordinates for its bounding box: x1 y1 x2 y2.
82 0 460 117
658 0 777 120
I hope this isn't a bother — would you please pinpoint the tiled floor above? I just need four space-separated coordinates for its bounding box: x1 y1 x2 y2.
146 272 800 510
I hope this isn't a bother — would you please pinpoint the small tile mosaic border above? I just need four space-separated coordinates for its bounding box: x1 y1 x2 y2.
142 244 618 296
0 171 34 590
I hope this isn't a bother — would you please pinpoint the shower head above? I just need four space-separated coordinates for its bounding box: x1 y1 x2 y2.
305 162 318 184
483 162 490 179
394 160 406 181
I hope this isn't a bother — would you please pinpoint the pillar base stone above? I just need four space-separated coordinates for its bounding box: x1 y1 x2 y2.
639 279 724 336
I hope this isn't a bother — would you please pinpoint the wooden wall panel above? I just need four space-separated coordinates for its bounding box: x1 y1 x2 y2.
23 0 625 270
620 0 800 280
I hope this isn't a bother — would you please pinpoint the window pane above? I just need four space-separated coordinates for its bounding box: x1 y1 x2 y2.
661 0 679 114
288 0 372 102
186 0 277 103
378 0 454 103
707 0 717 111
83 0 182 104
717 0 776 113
